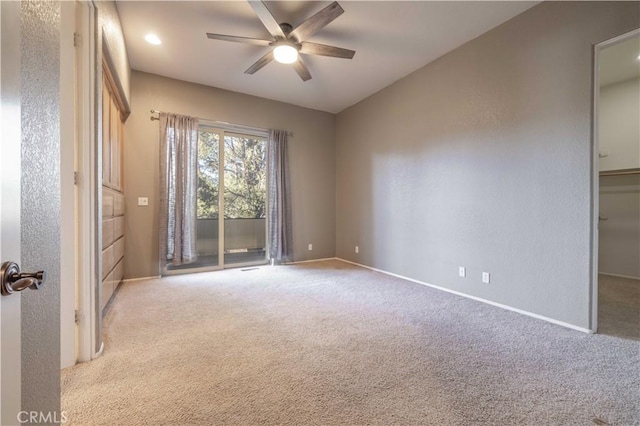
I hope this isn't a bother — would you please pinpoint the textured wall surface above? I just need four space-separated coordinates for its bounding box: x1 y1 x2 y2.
336 2 639 330
98 0 131 107
20 0 61 419
124 71 336 279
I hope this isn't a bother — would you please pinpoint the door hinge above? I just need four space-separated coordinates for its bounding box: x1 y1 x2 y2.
74 171 79 185
75 309 82 324
73 32 81 48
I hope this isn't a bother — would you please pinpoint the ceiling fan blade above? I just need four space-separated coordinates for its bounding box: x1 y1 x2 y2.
206 33 272 46
248 1 285 39
300 42 355 59
245 50 274 74
293 56 312 82
290 1 344 43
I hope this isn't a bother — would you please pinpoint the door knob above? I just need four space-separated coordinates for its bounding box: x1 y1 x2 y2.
0 261 46 296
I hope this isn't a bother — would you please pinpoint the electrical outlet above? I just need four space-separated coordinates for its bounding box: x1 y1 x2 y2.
355 246 359 254
459 267 466 278
138 197 149 206
308 244 313 251
482 272 490 284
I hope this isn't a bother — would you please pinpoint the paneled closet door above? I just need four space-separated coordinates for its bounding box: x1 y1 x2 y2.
101 74 124 190
101 77 111 185
101 63 126 312
109 96 121 189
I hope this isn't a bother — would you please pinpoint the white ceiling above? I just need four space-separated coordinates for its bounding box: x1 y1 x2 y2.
599 34 640 87
117 1 539 113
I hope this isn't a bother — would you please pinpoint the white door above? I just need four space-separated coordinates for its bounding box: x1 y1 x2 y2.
1 1 23 423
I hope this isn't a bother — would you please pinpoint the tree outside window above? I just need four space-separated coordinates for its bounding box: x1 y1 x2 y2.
197 131 266 220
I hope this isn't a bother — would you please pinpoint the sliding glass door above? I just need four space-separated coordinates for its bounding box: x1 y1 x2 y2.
196 128 221 268
166 127 267 273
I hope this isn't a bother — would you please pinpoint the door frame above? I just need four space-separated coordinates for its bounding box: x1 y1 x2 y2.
60 0 99 368
590 28 640 333
60 0 76 369
79 0 99 361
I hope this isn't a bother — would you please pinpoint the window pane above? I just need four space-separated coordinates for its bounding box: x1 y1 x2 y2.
223 134 267 265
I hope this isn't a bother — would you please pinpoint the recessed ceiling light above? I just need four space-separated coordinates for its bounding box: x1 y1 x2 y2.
144 33 162 45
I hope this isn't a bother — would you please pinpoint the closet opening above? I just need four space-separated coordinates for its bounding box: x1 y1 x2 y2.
593 29 640 339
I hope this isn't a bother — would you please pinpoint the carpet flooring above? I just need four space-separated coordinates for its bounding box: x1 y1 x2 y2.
598 274 640 341
61 260 640 425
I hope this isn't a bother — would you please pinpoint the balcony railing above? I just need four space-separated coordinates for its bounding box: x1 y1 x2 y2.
196 218 266 255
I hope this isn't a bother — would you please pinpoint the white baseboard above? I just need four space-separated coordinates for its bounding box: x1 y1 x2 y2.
336 258 594 334
292 257 339 265
599 272 640 281
122 275 161 284
92 342 104 360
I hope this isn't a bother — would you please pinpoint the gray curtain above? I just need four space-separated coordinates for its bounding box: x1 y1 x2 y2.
267 129 293 263
159 112 199 268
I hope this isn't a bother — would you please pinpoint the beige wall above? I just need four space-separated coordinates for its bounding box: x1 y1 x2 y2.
599 78 640 279
599 78 640 171
335 2 639 330
124 71 336 279
599 175 640 279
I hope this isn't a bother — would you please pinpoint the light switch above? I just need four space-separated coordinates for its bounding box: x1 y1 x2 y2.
138 197 149 206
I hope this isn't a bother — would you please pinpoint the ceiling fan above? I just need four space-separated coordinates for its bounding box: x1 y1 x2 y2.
206 1 355 82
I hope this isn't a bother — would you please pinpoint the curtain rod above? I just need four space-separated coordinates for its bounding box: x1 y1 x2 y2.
599 168 640 177
149 109 293 137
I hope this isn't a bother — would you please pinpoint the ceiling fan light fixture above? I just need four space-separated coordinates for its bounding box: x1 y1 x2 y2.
273 43 299 64
144 33 162 45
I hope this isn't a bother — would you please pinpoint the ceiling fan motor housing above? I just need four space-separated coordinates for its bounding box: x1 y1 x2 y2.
279 23 293 37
